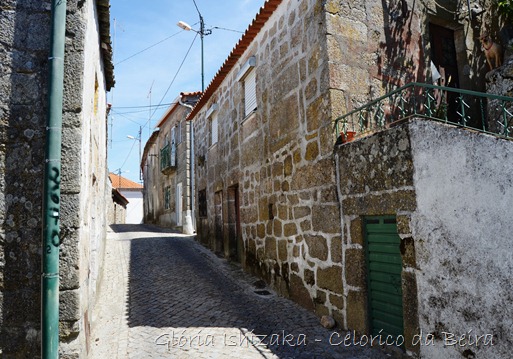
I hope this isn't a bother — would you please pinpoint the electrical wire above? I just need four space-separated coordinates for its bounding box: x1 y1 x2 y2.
111 33 198 171
119 137 137 170
211 26 244 34
115 30 183 66
113 109 163 116
111 102 177 110
110 109 144 125
143 33 199 129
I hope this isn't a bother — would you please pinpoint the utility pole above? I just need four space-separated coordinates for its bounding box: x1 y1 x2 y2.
177 0 212 92
127 126 142 180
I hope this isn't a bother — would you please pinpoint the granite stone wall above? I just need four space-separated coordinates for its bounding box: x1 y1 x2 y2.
335 119 513 358
335 121 418 354
0 1 52 354
193 0 342 318
0 0 111 357
192 0 511 350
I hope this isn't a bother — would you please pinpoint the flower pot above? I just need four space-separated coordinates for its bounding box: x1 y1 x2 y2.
340 130 356 143
345 131 356 142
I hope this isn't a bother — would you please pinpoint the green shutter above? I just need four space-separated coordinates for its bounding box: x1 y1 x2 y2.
365 216 404 341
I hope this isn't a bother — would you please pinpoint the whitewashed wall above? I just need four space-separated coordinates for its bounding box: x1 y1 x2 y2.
410 120 513 359
122 190 144 224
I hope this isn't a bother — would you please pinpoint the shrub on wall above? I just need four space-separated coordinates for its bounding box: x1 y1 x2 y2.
497 0 513 20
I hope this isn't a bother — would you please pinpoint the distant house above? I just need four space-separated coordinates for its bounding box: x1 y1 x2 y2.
141 92 201 233
109 173 144 224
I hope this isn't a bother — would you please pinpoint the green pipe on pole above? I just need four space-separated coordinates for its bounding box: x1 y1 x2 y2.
42 0 66 358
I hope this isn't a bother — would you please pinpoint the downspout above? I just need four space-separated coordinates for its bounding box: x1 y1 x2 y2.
42 0 66 358
179 97 195 235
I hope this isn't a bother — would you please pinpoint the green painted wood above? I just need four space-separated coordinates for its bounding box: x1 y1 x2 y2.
369 253 403 264
368 243 399 254
369 262 402 274
365 216 404 341
371 300 404 316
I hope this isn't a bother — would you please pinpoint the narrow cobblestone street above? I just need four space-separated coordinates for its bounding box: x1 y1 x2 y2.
89 225 389 359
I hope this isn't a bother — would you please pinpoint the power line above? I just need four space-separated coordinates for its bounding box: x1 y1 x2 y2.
120 138 137 170
112 103 175 109
112 108 163 116
145 34 199 128
114 30 183 66
110 110 144 125
211 26 244 34
111 34 198 151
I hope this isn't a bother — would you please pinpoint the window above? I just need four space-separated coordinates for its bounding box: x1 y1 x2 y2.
160 128 176 172
170 127 176 166
211 116 218 146
206 103 219 147
236 56 257 117
244 69 257 116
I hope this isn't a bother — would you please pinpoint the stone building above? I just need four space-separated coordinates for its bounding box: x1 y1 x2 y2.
107 180 128 225
0 0 114 357
185 0 513 358
141 92 200 234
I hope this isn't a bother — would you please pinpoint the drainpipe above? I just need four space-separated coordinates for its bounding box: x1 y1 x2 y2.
42 0 66 358
179 97 195 235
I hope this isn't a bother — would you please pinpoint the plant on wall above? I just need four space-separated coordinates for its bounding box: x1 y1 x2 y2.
497 0 513 19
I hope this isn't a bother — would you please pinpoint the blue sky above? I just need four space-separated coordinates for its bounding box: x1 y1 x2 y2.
107 0 265 183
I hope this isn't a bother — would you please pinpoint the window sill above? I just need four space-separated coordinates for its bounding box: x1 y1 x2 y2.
241 109 257 125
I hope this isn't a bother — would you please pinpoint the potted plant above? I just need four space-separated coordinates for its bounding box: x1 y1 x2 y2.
339 130 356 143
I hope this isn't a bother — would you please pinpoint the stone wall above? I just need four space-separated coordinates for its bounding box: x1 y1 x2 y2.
335 121 419 354
141 130 160 224
334 119 513 358
486 61 513 134
0 0 51 354
107 188 127 225
190 0 511 350
193 0 342 317
0 0 112 357
325 0 508 119
144 100 195 231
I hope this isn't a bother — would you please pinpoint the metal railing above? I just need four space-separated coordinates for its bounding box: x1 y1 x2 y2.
160 143 176 172
334 82 513 141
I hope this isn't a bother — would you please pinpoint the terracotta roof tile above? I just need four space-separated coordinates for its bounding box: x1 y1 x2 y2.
109 173 143 189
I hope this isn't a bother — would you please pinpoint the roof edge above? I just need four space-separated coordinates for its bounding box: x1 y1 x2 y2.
186 0 282 120
96 0 115 90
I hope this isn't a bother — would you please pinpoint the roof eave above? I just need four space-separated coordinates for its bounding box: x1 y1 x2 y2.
186 0 282 121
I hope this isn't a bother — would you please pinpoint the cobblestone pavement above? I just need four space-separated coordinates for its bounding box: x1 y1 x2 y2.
90 224 390 359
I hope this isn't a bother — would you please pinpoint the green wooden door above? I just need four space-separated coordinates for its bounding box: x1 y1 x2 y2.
364 216 404 340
